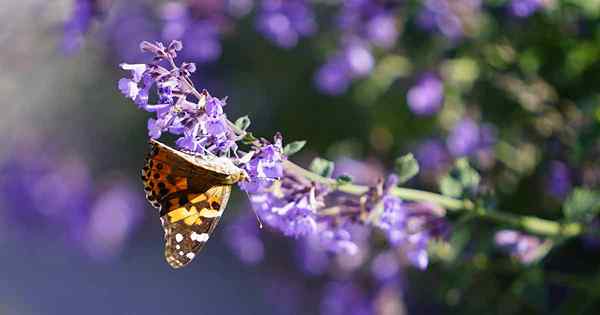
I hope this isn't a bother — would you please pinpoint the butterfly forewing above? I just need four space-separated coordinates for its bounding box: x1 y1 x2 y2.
141 140 241 268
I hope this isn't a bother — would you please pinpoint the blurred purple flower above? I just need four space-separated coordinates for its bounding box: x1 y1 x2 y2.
62 0 101 54
414 139 450 174
545 160 572 200
495 229 545 264
332 157 384 186
225 213 265 265
338 0 400 49
417 0 481 39
371 251 401 282
407 73 444 116
446 118 496 157
315 42 374 95
84 181 144 261
105 3 159 62
296 234 331 276
321 281 373 315
256 0 317 48
509 0 543 17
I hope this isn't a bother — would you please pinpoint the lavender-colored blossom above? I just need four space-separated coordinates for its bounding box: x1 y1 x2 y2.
447 118 496 157
315 42 374 95
225 214 265 265
84 181 143 261
62 0 98 54
256 0 317 48
296 234 331 276
320 281 373 315
105 4 159 62
417 0 482 39
371 251 401 282
407 73 444 116
545 160 572 200
509 0 543 17
414 139 450 174
337 0 400 49
495 230 545 264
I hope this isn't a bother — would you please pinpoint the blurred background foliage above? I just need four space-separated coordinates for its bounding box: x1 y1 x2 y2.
1 0 600 314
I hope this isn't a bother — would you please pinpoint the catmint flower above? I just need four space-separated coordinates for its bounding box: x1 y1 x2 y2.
495 230 545 264
62 0 98 54
314 42 374 95
545 160 572 200
256 0 317 48
509 0 543 17
407 73 444 116
447 118 496 157
225 214 265 265
371 251 401 282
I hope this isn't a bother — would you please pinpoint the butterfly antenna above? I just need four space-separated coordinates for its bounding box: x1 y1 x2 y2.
243 189 264 229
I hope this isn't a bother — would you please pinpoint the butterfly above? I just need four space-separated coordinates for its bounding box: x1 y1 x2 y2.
141 139 247 268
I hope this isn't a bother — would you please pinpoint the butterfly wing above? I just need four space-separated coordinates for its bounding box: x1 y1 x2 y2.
140 140 236 268
161 185 231 268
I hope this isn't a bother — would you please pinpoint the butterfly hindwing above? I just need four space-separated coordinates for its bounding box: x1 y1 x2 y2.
161 185 231 268
141 140 242 268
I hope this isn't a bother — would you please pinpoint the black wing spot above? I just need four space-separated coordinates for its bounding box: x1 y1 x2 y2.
179 195 189 206
210 201 220 210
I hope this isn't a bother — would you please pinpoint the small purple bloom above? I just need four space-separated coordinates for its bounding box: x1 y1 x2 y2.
225 214 265 265
256 0 317 48
495 230 545 264
315 57 353 95
509 0 543 17
447 118 496 157
407 74 444 116
371 251 401 282
414 139 450 173
62 0 97 54
545 160 572 200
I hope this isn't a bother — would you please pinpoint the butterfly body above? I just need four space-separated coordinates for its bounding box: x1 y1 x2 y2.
141 139 246 268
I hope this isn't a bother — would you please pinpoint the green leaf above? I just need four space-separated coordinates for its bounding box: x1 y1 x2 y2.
563 188 600 222
234 116 251 131
241 132 257 144
283 140 307 156
336 174 353 185
439 159 480 198
440 176 463 198
309 158 335 178
394 153 420 184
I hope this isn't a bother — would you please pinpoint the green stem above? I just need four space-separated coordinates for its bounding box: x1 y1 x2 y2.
228 118 583 238
282 160 583 238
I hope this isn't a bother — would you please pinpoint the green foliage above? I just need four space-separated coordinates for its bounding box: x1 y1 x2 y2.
309 157 335 178
282 140 307 156
563 188 600 222
234 115 251 131
394 153 420 184
440 159 481 198
335 174 353 186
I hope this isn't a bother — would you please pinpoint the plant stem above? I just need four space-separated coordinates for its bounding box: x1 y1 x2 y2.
228 117 584 238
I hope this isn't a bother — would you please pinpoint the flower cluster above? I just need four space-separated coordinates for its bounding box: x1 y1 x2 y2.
494 230 546 264
0 135 143 261
118 40 449 266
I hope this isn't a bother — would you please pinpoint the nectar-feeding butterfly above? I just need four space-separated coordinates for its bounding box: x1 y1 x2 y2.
141 139 247 269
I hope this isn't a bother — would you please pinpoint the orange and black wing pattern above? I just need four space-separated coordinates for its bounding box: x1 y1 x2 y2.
140 140 233 268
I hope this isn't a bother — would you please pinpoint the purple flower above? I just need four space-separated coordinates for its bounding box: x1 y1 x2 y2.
414 139 450 174
225 214 265 265
371 251 401 282
320 226 359 255
256 0 317 48
545 160 572 200
407 73 444 116
62 0 99 54
417 0 482 39
447 118 496 157
315 42 374 95
495 230 545 264
320 281 373 315
509 0 543 17
84 181 143 261
337 0 400 48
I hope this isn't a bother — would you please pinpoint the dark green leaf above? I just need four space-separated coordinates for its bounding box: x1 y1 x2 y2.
394 153 420 184
309 158 335 178
283 140 307 156
439 159 480 198
563 188 600 222
336 174 353 185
